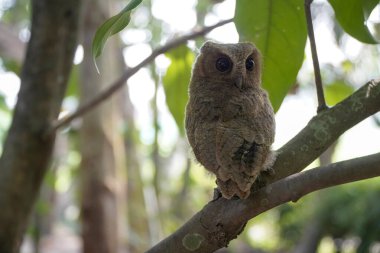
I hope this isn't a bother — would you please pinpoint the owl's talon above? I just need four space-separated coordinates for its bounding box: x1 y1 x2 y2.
232 194 243 200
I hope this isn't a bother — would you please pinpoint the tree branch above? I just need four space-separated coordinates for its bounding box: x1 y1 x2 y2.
146 79 380 253
271 79 380 182
148 152 380 253
51 18 233 131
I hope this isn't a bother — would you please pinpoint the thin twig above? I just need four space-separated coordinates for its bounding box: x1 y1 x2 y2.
51 19 233 131
305 0 327 112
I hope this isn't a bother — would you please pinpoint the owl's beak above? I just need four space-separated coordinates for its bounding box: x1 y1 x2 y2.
234 77 243 90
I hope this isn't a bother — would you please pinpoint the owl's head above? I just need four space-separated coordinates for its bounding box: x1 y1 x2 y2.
192 41 262 90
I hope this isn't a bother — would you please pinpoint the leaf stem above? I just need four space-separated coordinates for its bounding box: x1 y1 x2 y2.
305 0 327 112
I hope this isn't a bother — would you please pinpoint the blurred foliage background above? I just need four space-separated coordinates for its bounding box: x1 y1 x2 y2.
0 0 379 252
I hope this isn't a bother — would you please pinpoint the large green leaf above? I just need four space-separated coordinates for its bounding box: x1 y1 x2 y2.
235 0 307 112
328 0 379 44
91 0 143 61
162 46 195 136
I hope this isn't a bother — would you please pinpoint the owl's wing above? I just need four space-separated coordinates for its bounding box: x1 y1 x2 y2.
186 97 222 173
215 120 271 198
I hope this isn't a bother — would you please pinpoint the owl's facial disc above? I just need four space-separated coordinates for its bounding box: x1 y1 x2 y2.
234 76 243 90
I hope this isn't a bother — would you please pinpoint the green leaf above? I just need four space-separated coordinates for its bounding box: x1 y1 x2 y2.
162 46 195 136
324 81 354 106
328 0 379 44
3 59 21 74
91 0 143 61
235 0 307 112
65 65 79 97
0 94 9 113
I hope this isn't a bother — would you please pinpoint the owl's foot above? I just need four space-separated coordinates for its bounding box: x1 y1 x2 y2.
262 166 275 176
251 170 273 192
262 151 277 173
257 151 277 187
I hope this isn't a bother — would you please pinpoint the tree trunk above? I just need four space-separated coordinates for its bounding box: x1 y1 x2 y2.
122 79 151 252
0 0 80 251
79 1 126 252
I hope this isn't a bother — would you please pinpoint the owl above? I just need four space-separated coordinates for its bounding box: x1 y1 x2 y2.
185 41 275 199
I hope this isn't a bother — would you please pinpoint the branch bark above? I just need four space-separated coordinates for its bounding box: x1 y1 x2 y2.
79 0 125 252
147 152 380 253
271 79 380 182
0 0 80 251
146 79 380 253
51 18 233 131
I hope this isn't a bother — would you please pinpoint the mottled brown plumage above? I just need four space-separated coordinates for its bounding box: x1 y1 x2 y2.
185 41 275 199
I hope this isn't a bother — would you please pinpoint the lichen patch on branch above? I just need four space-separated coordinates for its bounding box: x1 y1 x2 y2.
366 79 380 98
310 120 332 145
182 233 204 251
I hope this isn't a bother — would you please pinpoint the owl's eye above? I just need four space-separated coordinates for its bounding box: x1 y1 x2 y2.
215 57 232 72
245 57 255 71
